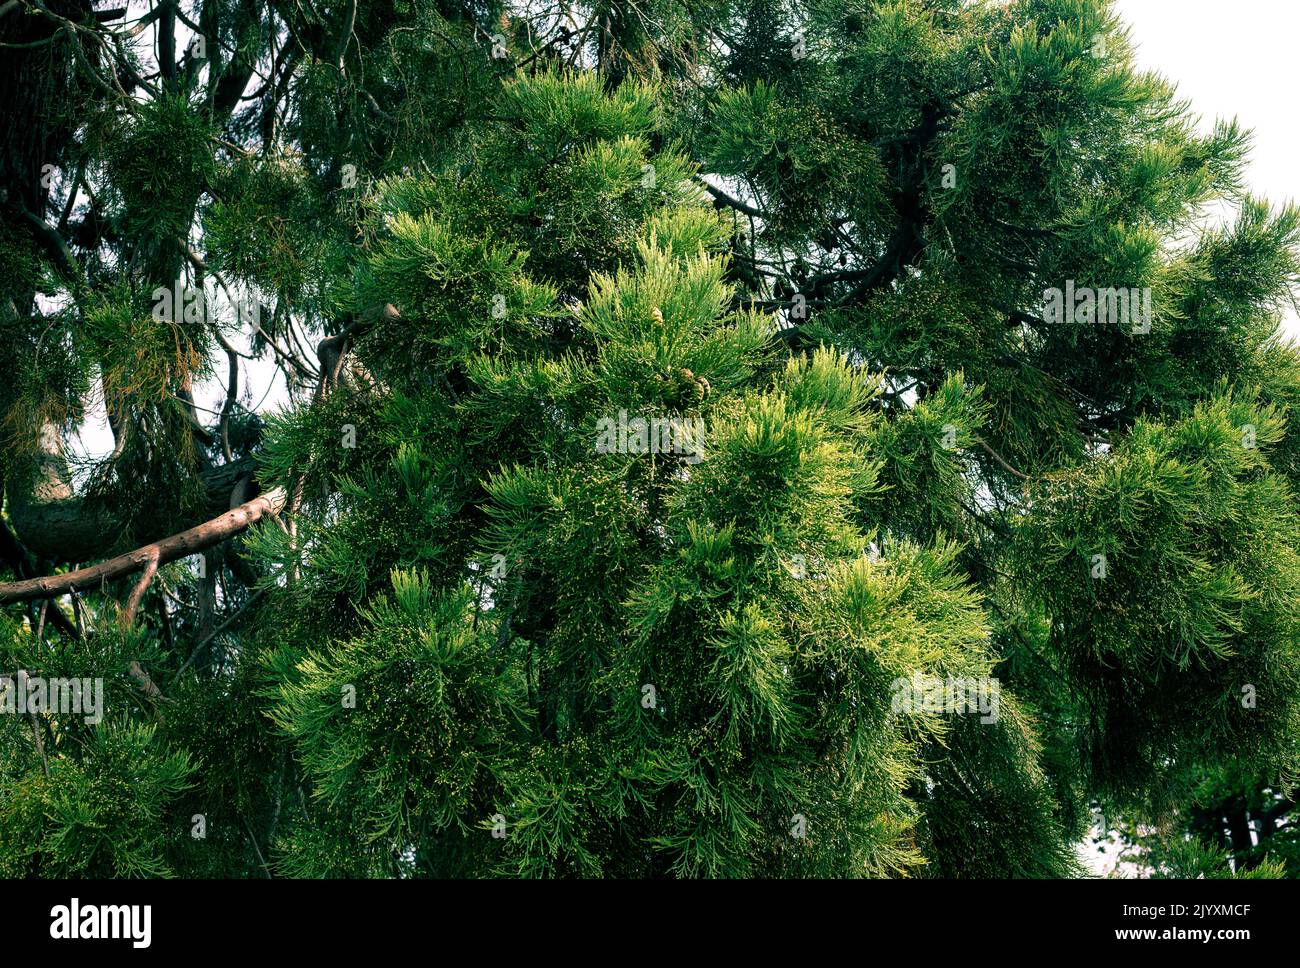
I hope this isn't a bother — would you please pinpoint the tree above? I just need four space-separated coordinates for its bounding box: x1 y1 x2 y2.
2 0 1298 878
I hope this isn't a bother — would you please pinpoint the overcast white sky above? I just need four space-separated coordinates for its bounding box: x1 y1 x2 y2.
1116 0 1300 340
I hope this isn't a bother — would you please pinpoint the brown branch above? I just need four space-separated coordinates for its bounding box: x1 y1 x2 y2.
122 0 172 38
974 437 1033 481
220 344 239 462
16 670 50 776
14 204 81 284
333 0 356 70
120 548 160 627
694 177 768 219
810 100 948 302
128 660 164 701
0 487 287 605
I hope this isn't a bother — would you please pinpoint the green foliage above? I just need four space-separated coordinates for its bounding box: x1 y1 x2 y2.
7 0 1300 880
1016 391 1300 802
203 153 330 304
266 573 524 876
0 721 194 878
1144 836 1286 880
104 95 216 247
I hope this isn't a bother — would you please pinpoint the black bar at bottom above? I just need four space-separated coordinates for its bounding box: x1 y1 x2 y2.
1 877 1290 954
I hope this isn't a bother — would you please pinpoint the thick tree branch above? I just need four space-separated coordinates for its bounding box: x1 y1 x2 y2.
120 548 160 627
14 204 81 283
809 100 947 302
0 487 286 605
7 453 260 564
694 177 768 219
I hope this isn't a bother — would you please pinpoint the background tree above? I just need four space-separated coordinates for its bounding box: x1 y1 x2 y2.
2 0 1298 877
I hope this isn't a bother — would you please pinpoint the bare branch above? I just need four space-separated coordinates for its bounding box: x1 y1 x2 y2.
694 177 768 219
0 488 287 605
120 549 160 627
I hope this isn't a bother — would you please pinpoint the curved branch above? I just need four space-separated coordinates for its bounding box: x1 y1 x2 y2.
974 437 1033 481
14 204 81 284
120 548 160 627
0 487 286 605
694 177 768 219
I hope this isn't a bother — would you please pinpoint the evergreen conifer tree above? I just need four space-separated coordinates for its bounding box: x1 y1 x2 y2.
2 0 1298 878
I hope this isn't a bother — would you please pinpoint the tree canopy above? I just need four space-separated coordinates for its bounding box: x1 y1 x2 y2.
2 0 1299 878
